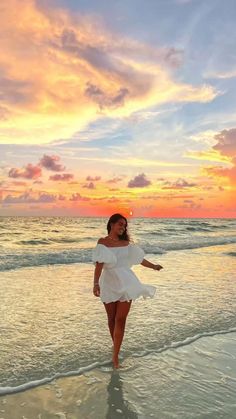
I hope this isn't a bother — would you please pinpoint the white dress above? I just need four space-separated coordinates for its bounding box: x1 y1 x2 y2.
92 243 156 303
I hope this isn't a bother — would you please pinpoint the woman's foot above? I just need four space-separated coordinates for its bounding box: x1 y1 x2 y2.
112 355 120 369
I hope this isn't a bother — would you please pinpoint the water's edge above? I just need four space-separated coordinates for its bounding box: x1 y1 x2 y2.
1 327 236 396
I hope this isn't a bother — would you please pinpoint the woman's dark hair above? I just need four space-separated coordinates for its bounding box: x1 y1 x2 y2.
107 213 130 241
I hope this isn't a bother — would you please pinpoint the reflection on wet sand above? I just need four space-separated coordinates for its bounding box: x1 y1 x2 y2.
106 370 138 419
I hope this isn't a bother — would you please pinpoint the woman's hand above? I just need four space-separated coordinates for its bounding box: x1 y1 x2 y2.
93 284 100 297
153 264 163 271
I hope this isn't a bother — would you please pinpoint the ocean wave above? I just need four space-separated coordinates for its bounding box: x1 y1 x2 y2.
186 226 211 232
142 236 236 254
1 327 236 396
18 239 52 245
0 250 91 272
1 236 236 271
16 237 90 245
226 252 236 257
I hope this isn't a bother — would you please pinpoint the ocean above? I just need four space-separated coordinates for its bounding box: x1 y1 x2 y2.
1 217 236 418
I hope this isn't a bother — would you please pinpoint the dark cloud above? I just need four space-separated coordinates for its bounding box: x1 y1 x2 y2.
86 175 101 181
3 192 57 204
33 180 43 184
162 178 196 189
128 173 151 188
85 82 129 110
164 47 183 67
38 193 57 203
107 177 123 184
83 182 95 189
0 75 33 105
49 173 74 181
40 154 65 172
59 28 178 103
8 164 42 179
60 29 114 72
70 193 90 201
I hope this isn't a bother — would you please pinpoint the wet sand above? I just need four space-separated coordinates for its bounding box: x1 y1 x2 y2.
1 331 236 419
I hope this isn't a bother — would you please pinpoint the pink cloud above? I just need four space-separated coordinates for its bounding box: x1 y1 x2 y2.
127 173 151 188
8 164 42 179
49 173 74 181
40 154 65 172
213 128 236 157
204 128 236 183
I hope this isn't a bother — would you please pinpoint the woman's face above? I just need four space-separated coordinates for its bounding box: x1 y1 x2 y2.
111 218 127 236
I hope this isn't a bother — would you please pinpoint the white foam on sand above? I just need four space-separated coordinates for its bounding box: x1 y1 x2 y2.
2 326 236 397
1 331 236 419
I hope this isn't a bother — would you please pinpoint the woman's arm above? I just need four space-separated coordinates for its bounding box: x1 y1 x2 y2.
141 258 163 271
93 262 104 297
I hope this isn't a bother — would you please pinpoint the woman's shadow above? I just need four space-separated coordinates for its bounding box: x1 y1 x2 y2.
106 370 138 419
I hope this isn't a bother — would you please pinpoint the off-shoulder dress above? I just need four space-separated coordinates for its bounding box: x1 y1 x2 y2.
92 243 156 303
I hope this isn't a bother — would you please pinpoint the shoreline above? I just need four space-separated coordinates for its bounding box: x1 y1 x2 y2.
1 326 236 398
1 331 236 418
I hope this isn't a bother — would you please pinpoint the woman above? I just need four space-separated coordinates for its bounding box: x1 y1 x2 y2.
92 213 163 368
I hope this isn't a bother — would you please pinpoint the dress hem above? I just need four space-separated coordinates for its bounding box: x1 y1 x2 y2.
101 293 156 304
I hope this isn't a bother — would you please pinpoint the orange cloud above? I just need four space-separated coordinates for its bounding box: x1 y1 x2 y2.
0 0 217 145
204 164 236 183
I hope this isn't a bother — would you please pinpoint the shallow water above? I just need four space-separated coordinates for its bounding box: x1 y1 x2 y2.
0 216 236 395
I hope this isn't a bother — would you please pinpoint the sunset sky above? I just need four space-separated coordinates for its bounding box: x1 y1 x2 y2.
0 0 236 217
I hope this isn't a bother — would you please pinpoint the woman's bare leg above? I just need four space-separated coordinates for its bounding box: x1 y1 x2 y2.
113 301 132 368
103 302 118 341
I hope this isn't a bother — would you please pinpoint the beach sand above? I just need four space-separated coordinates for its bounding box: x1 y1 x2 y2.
1 331 236 419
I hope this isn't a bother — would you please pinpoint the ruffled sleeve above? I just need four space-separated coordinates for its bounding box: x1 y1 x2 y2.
92 244 117 265
127 243 145 266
